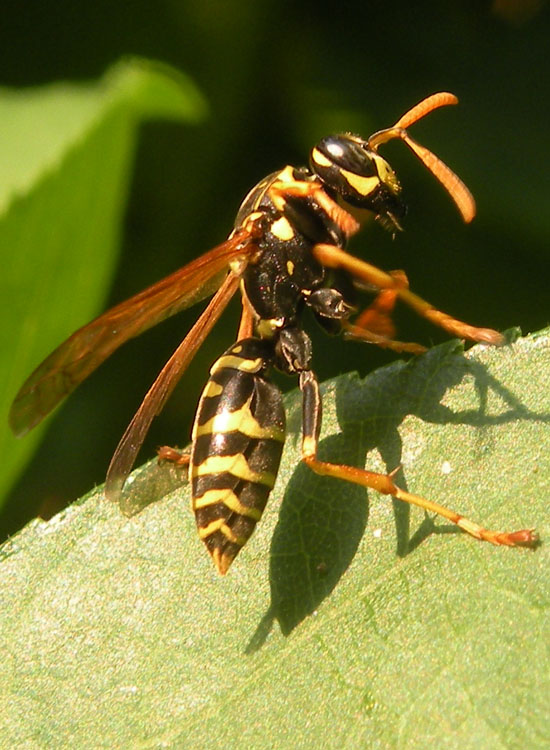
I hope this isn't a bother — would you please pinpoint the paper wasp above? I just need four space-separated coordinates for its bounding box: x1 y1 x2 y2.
10 92 537 574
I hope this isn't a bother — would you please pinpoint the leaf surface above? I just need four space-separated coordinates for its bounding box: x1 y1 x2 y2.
0 58 205 503
0 331 548 749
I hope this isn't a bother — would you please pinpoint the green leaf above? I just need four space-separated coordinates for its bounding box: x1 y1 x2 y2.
0 58 206 505
1 331 548 749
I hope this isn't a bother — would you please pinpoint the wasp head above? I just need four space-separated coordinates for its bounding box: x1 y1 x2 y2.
310 134 406 232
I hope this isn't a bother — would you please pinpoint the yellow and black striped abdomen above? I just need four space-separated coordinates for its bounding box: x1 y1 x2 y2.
190 339 285 574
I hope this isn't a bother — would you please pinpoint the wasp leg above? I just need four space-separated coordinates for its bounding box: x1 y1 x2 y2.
343 269 427 354
157 446 190 467
313 244 504 345
299 369 537 548
354 269 408 337
343 323 427 354
269 180 360 237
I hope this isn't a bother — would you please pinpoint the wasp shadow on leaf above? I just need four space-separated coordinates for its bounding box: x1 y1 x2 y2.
116 455 187 516
247 334 550 647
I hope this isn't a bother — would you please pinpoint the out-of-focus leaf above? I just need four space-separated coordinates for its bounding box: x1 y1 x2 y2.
0 330 548 749
0 58 206 504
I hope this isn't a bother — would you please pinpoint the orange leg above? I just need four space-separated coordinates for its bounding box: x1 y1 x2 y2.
157 446 190 467
342 322 427 354
354 269 408 337
299 369 537 548
269 180 361 238
344 269 427 354
313 243 504 345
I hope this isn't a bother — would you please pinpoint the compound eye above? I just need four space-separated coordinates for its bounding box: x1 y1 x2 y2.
310 134 387 207
312 135 377 176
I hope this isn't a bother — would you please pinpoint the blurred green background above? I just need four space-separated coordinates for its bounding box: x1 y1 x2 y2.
1 0 549 537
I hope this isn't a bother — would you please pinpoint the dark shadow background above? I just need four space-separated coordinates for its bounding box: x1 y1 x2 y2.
2 0 549 535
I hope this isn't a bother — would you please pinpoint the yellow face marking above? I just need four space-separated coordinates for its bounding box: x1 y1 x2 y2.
192 454 277 487
202 380 224 399
271 216 295 241
193 488 262 520
211 354 264 375
373 154 400 195
195 396 285 441
339 168 380 197
232 344 243 354
286 260 295 275
310 147 333 168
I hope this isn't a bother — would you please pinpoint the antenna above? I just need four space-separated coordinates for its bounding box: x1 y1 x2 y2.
368 92 476 223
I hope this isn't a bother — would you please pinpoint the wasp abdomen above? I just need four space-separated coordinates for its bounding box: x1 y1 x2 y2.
190 339 285 574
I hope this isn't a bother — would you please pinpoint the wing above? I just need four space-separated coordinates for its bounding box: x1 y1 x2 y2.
105 271 242 501
10 228 258 436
